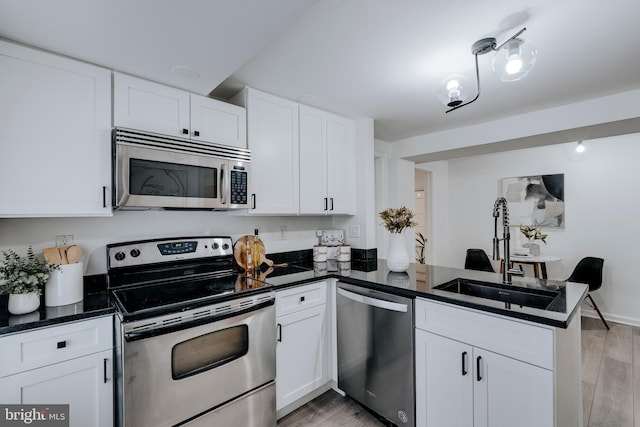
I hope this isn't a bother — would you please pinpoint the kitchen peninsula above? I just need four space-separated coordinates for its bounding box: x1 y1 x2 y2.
270 259 587 427
0 258 587 427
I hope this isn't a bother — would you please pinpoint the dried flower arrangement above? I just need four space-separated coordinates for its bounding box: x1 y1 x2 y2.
379 206 417 234
519 225 548 244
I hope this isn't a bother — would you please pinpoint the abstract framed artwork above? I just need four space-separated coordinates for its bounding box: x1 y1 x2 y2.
501 173 564 227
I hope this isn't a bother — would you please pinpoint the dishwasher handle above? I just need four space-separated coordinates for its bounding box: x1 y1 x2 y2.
337 287 408 312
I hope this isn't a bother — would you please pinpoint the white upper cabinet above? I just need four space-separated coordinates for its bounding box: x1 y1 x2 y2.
113 72 190 138
190 94 246 148
0 40 112 217
234 88 300 215
233 88 356 216
113 72 246 148
299 105 355 215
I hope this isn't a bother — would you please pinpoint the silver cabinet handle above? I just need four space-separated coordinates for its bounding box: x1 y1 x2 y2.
337 288 407 312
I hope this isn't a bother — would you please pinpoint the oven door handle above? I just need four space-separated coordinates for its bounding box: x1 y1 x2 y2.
123 298 274 342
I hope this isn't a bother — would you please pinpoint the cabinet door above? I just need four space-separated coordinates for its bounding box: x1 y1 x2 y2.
0 40 111 217
113 72 190 138
276 304 327 410
326 113 356 215
415 330 473 427
0 349 114 427
299 105 328 214
473 348 553 427
246 89 299 214
190 94 247 148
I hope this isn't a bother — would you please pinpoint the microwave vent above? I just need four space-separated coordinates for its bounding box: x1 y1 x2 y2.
114 127 251 162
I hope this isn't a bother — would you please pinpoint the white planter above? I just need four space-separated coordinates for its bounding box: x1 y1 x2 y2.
8 292 40 315
387 232 410 272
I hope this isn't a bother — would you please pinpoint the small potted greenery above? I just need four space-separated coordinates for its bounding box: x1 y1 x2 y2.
0 246 58 315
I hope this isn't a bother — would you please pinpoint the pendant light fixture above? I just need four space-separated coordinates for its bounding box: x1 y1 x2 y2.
440 28 537 113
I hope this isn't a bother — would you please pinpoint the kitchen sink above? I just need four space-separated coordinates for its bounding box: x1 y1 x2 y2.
434 278 560 310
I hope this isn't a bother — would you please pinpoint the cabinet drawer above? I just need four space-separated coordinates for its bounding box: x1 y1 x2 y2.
415 298 553 369
276 281 327 317
0 315 113 377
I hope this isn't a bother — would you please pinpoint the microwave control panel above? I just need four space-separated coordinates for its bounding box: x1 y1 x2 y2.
230 170 248 205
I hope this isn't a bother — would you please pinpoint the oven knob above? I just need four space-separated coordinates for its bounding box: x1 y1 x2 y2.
114 251 126 261
222 243 229 250
130 249 141 258
213 242 220 250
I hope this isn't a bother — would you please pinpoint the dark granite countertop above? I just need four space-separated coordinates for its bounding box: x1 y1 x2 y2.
0 291 115 336
266 259 588 328
0 257 587 335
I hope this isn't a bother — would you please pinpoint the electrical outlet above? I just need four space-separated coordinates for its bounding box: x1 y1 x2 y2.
55 235 74 247
278 226 287 240
349 225 361 238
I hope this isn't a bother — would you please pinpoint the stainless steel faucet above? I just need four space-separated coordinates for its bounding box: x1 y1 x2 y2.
492 197 524 284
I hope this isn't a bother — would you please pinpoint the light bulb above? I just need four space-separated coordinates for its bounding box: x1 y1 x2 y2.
438 74 470 107
505 58 523 75
446 79 460 91
492 38 537 82
576 142 586 153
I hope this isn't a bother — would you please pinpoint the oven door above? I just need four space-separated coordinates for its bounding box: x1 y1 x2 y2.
120 300 275 427
115 142 228 209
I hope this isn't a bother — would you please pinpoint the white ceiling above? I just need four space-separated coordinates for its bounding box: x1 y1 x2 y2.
2 0 640 143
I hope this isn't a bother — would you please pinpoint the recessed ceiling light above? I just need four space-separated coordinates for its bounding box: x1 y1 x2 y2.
171 65 200 80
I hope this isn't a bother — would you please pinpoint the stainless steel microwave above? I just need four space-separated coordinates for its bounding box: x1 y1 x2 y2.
113 128 251 210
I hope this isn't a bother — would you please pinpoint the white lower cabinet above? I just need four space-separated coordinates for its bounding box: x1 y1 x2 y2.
415 330 553 427
1 349 113 426
0 316 114 427
275 281 328 413
415 298 582 427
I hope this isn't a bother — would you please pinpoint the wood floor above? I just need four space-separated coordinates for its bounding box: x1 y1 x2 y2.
278 316 638 427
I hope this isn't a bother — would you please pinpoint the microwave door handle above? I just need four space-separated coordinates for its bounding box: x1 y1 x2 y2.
220 163 227 205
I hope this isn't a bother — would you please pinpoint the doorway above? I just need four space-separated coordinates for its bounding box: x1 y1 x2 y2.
414 169 431 264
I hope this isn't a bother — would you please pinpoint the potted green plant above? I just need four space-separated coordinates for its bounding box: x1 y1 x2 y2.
415 232 427 264
379 206 417 272
0 246 58 315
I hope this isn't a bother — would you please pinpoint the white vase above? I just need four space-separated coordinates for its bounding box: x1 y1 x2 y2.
387 232 410 272
8 292 40 315
523 242 540 256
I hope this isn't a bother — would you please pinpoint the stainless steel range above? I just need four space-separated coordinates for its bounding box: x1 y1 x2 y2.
107 236 275 427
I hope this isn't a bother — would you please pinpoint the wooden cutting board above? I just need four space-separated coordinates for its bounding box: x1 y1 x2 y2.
233 235 267 270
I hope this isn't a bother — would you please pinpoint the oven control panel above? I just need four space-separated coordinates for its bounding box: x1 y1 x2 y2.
107 236 233 268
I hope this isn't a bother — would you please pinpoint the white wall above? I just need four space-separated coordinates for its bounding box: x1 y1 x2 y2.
420 135 640 326
0 212 333 275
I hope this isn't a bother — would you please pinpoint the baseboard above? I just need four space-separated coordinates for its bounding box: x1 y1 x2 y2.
276 382 333 420
582 308 640 327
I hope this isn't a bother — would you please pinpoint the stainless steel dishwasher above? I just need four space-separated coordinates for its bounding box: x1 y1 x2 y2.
336 282 414 427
